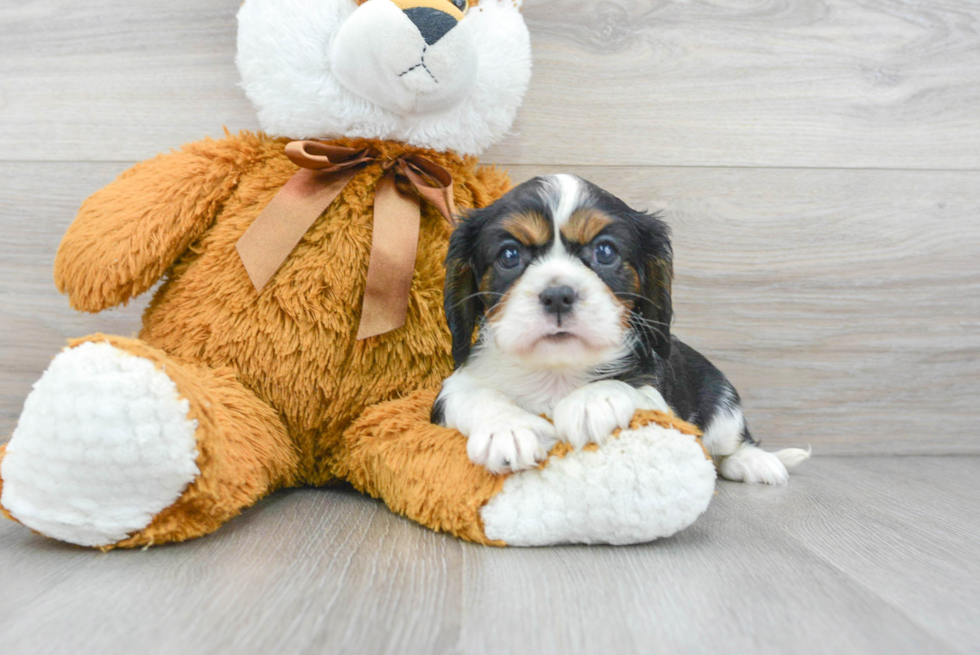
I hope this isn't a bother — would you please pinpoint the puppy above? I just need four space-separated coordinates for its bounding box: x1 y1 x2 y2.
431 174 810 484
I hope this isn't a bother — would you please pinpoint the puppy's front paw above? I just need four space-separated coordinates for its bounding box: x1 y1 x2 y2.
553 381 638 449
467 411 556 475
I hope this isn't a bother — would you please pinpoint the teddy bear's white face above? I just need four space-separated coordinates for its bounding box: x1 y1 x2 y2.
237 0 531 156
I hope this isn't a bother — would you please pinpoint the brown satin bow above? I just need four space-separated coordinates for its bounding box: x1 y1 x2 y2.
236 141 456 340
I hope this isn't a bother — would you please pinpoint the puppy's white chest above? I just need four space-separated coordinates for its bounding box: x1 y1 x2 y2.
509 373 589 418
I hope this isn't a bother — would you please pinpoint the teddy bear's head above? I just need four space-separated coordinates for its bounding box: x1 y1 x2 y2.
237 0 531 156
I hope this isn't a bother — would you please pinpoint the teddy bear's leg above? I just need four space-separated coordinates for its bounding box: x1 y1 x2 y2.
340 389 718 547
337 389 508 546
0 335 299 549
0 446 11 522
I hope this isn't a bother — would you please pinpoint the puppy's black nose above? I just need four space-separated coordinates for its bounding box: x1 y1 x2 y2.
540 285 577 317
404 7 458 46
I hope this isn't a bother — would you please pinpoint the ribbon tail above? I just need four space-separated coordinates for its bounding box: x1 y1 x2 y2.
356 170 421 340
237 168 355 290
401 159 457 223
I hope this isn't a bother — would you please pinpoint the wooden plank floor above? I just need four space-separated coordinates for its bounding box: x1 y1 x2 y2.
1 456 977 655
3 1 979 169
2 2 979 654
2 1 979 454
3 164 979 454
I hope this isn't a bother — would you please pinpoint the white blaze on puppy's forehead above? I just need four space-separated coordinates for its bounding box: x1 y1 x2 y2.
538 174 585 256
544 174 586 227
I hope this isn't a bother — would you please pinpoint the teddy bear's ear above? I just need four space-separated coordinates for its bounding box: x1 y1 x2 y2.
444 219 484 368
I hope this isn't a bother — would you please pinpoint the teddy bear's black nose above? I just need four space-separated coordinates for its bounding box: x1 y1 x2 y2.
403 7 458 46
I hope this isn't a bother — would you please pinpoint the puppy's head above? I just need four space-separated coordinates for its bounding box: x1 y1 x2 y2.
445 175 673 370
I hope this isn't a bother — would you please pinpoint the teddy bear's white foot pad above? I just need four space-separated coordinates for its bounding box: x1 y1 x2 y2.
1 342 200 547
481 424 717 546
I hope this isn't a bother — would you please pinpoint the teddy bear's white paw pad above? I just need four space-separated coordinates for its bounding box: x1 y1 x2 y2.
1 342 200 547
481 423 717 546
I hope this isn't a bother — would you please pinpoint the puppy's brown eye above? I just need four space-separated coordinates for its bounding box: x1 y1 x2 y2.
593 242 619 266
498 246 523 269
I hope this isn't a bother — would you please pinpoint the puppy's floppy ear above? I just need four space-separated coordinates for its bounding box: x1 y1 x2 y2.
634 211 674 360
444 213 484 368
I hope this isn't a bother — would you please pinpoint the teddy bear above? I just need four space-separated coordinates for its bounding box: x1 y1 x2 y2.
0 0 716 549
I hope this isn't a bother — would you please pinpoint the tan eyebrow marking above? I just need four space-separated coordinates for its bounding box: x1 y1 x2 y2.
561 209 613 244
502 211 552 247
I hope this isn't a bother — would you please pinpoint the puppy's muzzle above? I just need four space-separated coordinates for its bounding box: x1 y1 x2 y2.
540 285 578 323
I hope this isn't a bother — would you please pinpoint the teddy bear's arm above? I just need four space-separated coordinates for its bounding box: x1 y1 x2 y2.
54 137 257 312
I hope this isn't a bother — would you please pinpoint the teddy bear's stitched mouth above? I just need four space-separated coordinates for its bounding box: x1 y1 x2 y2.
398 46 439 83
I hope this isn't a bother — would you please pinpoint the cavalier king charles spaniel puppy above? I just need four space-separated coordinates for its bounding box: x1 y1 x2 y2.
431 174 810 483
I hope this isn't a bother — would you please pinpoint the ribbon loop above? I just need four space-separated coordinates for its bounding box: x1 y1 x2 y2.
236 140 457 340
284 141 377 171
398 155 456 223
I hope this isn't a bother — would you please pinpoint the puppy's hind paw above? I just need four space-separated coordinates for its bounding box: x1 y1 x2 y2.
718 444 793 485
774 447 812 469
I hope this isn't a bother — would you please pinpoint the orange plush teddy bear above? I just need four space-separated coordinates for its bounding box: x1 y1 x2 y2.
0 0 716 549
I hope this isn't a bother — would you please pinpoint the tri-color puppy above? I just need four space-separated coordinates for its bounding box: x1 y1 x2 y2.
431 174 810 483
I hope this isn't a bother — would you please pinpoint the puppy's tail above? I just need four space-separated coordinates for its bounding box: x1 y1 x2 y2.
773 446 812 469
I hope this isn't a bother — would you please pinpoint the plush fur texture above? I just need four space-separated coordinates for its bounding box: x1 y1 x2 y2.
4 336 300 548
481 410 716 546
237 0 531 155
73 133 507 480
2 0 532 548
339 388 508 545
0 449 10 524
1 132 510 547
342 390 715 546
1 342 201 547
1 0 718 549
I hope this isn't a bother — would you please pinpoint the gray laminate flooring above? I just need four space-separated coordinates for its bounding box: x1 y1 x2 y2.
4 0 980 457
3 2 980 653
1 456 977 655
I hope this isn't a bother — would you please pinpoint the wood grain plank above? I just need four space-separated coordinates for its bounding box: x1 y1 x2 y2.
504 0 980 168
0 162 147 439
1 1 979 168
0 0 257 164
1 458 978 655
830 456 980 508
0 488 463 655
718 457 980 652
3 163 978 453
506 165 980 454
459 459 968 655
